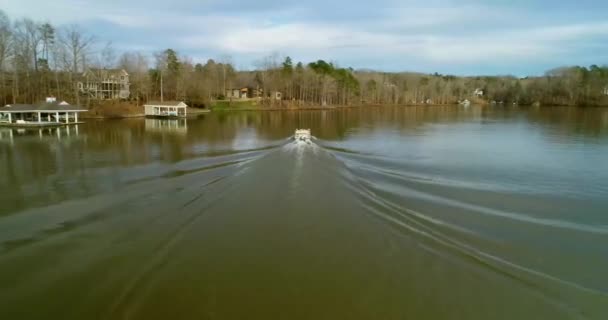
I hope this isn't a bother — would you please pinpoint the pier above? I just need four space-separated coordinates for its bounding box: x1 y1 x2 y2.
144 101 188 118
0 97 86 127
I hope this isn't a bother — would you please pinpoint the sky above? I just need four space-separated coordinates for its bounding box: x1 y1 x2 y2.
1 0 608 76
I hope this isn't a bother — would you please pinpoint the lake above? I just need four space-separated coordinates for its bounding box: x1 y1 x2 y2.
1 106 607 319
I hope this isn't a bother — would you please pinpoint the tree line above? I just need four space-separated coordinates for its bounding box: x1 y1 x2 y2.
1 10 607 108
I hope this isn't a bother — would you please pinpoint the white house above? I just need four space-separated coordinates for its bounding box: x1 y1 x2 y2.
144 101 188 118
474 88 484 97
225 88 249 99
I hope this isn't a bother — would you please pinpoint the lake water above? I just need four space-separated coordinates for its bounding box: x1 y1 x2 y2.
1 106 607 319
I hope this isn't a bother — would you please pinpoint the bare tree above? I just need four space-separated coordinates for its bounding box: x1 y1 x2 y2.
0 10 12 104
59 25 94 105
153 50 168 102
11 18 44 102
219 54 234 95
119 51 149 104
99 41 116 69
50 39 70 98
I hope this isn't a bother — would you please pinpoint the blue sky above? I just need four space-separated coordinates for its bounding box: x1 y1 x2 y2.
1 0 607 76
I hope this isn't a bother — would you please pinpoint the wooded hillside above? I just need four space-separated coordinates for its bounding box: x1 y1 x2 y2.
1 10 607 108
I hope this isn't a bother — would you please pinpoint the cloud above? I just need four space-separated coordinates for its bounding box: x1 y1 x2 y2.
1 0 607 74
174 15 608 65
180 23 361 53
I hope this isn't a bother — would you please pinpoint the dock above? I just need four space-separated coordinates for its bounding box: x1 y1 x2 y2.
144 101 188 118
0 97 87 127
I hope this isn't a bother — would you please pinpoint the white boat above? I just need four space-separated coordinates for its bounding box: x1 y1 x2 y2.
294 129 312 142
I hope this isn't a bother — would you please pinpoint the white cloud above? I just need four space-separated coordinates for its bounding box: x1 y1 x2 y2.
1 0 607 72
174 16 608 64
182 23 348 53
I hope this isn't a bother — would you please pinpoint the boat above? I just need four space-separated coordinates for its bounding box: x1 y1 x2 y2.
460 99 471 107
294 129 312 142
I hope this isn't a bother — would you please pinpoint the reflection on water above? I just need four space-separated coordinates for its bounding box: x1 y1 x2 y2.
145 118 188 135
0 125 82 144
0 106 607 319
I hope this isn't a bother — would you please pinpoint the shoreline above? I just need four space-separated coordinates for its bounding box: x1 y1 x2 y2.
76 103 603 119
80 108 211 119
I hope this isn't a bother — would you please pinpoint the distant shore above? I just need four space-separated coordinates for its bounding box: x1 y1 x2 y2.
80 100 351 118
80 102 210 119
77 100 591 119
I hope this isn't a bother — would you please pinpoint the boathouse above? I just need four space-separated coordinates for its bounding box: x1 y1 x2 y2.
0 97 86 127
144 101 188 118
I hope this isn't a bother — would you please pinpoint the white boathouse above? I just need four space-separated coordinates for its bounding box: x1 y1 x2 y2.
144 101 188 118
0 97 86 127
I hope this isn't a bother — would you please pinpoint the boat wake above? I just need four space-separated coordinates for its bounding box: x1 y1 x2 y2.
0 130 606 319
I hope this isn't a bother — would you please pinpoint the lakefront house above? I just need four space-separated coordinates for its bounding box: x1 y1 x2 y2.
78 68 130 100
225 88 249 99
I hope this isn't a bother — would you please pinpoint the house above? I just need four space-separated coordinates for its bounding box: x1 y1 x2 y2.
0 97 86 126
251 88 263 98
225 88 249 100
225 89 240 99
240 88 249 98
474 88 484 97
144 101 188 118
79 68 130 100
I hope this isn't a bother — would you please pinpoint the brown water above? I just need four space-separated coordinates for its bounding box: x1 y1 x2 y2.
0 106 607 319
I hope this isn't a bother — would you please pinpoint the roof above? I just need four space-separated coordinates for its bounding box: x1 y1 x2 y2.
1 102 87 113
83 68 129 80
145 101 188 107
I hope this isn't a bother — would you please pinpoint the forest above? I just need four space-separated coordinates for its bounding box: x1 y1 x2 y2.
1 10 607 108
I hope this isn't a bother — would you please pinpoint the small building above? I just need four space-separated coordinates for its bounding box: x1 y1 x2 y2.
225 88 249 100
225 89 239 99
0 97 86 127
251 88 263 98
144 101 188 118
603 87 608 96
79 68 130 100
240 88 249 99
474 88 484 97
272 91 282 100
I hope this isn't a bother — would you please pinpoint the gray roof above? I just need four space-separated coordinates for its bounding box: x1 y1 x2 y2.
84 68 128 77
1 102 87 113
145 101 187 107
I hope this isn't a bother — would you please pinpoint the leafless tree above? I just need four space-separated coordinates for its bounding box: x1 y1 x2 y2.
99 41 116 69
118 51 149 104
0 10 12 104
59 25 94 104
